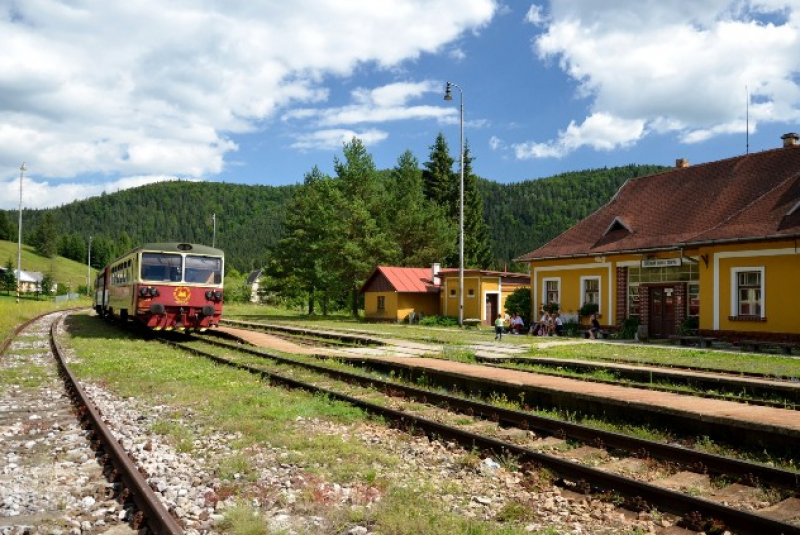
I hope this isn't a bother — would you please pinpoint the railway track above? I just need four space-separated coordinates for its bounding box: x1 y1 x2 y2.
220 319 800 409
0 311 182 535
163 331 800 534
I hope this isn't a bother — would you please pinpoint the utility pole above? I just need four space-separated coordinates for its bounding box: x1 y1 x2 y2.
16 163 25 304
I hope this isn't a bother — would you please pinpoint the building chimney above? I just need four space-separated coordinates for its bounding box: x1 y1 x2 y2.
676 158 689 168
781 133 799 147
431 263 441 286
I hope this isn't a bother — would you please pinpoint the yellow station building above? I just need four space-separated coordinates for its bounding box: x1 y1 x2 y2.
516 134 800 342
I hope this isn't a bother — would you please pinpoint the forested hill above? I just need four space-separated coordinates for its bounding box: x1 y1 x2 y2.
12 181 295 272
480 164 669 266
3 164 668 272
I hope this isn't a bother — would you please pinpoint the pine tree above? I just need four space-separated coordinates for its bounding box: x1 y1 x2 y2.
462 143 494 269
271 166 345 315
388 150 456 266
328 138 398 317
32 212 59 258
422 133 457 215
0 211 13 241
2 259 16 295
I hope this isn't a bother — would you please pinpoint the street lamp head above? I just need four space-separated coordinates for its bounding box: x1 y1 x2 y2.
20 162 26 172
444 82 453 101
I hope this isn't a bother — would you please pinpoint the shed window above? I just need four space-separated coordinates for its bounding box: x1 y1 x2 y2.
377 296 385 311
468 288 475 298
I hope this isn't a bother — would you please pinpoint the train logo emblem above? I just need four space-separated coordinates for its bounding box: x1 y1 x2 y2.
173 286 191 304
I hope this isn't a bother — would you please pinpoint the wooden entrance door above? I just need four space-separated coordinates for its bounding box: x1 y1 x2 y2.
649 285 676 338
485 294 498 326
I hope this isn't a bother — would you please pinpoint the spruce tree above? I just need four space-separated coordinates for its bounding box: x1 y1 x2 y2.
328 138 398 317
388 150 456 266
422 133 457 215
462 143 494 269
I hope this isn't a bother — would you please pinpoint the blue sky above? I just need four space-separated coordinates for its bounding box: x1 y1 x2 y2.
2 1 800 209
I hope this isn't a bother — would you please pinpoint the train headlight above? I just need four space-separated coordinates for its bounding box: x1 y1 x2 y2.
214 290 223 301
139 287 149 297
205 290 212 300
149 287 159 297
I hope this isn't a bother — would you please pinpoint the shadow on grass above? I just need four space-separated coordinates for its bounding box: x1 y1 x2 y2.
64 314 142 341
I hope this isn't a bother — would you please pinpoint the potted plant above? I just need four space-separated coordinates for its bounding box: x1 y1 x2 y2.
579 302 599 318
543 302 560 314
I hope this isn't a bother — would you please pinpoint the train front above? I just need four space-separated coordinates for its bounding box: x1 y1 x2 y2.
135 245 224 331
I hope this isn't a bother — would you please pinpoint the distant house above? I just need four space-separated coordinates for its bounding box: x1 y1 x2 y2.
516 133 800 341
0 267 45 294
361 264 529 325
246 269 263 303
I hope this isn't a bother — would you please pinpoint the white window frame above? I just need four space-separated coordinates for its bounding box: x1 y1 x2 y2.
580 276 602 310
542 277 560 309
730 267 765 318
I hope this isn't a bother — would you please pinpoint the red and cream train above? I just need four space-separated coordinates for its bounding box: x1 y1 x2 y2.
93 242 224 331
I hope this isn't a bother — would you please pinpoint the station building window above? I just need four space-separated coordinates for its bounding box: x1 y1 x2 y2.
733 268 763 317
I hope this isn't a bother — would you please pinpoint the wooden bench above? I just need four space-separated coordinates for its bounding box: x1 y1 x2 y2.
463 318 482 329
739 339 798 355
668 335 718 348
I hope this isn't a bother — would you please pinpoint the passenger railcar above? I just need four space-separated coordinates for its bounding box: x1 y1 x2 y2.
94 242 224 331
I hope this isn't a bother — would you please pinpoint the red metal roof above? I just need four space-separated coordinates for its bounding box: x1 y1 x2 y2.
361 266 439 293
517 145 800 261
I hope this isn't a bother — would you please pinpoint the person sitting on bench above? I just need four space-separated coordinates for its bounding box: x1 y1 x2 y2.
589 314 601 340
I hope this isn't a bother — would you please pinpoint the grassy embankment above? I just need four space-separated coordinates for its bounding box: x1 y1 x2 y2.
0 239 94 343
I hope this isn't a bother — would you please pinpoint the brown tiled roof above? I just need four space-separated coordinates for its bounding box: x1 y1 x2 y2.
361 266 439 293
517 145 800 261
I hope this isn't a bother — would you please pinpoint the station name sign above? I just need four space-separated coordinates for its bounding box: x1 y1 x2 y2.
641 257 682 268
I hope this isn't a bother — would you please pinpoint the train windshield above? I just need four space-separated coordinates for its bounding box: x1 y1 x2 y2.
141 253 182 282
184 255 223 284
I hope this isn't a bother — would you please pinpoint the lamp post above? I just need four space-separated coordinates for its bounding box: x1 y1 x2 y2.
444 82 464 327
17 162 25 304
87 236 92 296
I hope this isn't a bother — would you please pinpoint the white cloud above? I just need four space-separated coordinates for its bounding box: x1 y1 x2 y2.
0 175 186 210
524 4 546 26
0 0 497 203
513 113 645 159
284 80 455 128
290 129 389 151
517 1 800 159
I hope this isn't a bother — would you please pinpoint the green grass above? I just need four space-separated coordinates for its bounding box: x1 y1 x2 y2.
524 342 800 378
0 297 90 347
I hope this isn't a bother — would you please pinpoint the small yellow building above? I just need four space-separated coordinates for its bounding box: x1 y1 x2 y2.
517 134 800 342
361 266 441 322
361 265 529 325
437 268 529 326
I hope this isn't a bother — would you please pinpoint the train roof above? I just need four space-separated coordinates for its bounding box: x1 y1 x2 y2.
137 243 224 256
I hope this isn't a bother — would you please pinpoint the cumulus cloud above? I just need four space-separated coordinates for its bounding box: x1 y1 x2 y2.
515 1 800 159
290 129 389 151
284 81 454 127
0 0 496 207
514 113 645 159
0 174 186 210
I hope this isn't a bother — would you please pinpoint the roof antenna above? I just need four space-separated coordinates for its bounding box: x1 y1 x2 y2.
746 85 749 155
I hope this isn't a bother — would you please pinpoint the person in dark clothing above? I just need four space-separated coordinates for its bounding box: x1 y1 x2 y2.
589 314 601 339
